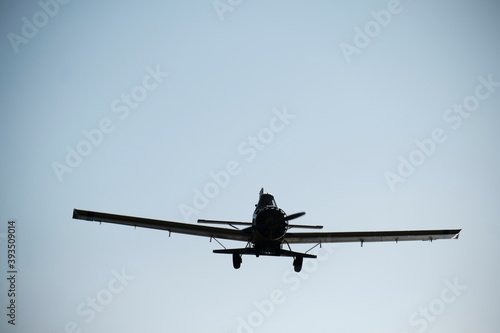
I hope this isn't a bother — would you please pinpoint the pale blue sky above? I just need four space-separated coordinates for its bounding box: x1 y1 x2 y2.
1 0 500 332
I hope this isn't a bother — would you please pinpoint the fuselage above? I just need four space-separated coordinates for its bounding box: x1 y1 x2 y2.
251 192 288 248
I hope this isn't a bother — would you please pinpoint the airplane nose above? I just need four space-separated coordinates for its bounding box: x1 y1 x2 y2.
255 207 287 240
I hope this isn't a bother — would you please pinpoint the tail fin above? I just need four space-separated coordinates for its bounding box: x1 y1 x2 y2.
259 188 264 196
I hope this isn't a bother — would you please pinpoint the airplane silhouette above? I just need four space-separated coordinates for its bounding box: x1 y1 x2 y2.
73 188 461 272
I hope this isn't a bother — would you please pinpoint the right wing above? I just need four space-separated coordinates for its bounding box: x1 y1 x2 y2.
284 229 461 244
73 209 251 242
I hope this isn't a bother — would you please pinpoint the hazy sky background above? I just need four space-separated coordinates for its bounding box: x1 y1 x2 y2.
1 0 499 332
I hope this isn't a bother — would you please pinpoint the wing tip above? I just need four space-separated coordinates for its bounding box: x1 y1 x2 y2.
73 209 95 221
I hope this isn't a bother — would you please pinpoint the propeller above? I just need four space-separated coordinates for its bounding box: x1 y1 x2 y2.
286 212 324 229
285 212 305 221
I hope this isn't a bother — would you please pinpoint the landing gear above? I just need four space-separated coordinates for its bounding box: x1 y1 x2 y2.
232 253 242 269
293 256 303 272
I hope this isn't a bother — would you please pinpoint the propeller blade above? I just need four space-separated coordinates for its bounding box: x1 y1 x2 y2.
285 212 305 221
287 224 323 229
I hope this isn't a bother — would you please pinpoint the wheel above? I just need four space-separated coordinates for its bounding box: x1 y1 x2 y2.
293 256 303 272
232 253 242 269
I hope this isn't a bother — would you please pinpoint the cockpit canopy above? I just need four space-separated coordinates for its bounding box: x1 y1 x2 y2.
258 193 276 208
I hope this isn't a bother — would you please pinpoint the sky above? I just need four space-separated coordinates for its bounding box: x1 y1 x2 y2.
1 0 500 332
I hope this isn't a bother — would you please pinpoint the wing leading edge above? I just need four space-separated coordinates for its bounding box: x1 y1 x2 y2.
74 209 460 245
284 229 461 244
73 209 251 242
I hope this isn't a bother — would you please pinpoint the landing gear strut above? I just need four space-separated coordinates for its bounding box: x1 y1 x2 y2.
232 253 242 269
293 256 303 272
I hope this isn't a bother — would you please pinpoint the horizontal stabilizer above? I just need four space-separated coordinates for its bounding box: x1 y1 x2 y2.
288 224 323 229
213 247 317 259
198 219 253 226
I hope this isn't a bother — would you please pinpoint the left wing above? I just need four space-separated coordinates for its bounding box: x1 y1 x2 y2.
284 229 461 244
73 209 251 242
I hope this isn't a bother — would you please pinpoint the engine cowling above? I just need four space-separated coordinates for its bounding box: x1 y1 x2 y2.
255 206 287 240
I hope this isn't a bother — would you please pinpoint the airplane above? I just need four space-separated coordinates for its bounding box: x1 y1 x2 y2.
73 188 461 272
